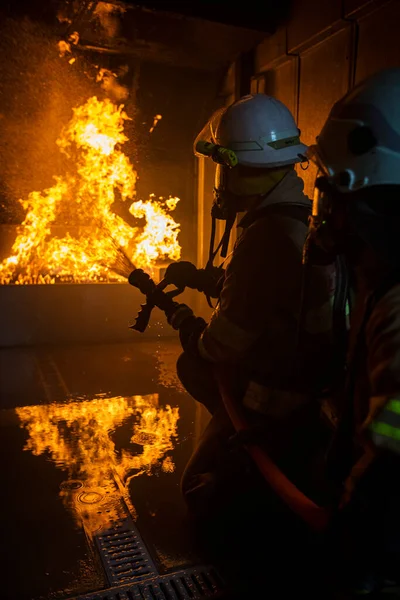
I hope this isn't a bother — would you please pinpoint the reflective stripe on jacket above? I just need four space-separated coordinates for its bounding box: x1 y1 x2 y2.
358 284 400 455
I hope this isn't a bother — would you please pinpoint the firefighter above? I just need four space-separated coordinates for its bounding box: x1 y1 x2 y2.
304 68 400 595
164 94 340 516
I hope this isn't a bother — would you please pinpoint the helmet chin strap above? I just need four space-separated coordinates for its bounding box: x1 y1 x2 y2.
207 208 236 265
205 200 236 308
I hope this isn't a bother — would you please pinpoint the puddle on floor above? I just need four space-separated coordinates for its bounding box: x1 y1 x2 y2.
0 386 203 600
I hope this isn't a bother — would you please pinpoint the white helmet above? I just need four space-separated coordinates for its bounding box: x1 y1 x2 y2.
310 68 400 192
195 94 307 168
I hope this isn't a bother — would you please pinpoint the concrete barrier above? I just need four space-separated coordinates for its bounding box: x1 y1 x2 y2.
0 282 182 347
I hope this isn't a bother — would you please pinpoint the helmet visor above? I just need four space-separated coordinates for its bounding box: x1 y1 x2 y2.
193 108 225 157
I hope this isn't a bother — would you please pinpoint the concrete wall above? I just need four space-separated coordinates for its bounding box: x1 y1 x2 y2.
195 0 399 209
193 0 399 321
249 0 400 198
133 62 222 267
0 281 199 347
0 283 164 347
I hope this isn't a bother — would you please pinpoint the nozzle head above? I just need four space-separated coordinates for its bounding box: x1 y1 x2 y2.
128 268 147 287
128 269 157 296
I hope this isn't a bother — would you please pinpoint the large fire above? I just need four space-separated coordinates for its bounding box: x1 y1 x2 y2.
16 394 179 535
0 97 181 284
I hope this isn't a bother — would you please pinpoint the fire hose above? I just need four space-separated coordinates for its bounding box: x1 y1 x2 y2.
128 268 332 532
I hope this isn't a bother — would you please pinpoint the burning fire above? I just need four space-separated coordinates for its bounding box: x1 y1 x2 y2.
0 97 181 284
16 394 179 534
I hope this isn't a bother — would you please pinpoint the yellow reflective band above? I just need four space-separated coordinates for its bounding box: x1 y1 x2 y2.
369 420 400 441
216 147 238 168
386 398 400 415
194 140 238 167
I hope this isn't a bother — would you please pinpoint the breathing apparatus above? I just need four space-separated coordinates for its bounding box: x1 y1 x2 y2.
304 67 400 269
303 173 342 267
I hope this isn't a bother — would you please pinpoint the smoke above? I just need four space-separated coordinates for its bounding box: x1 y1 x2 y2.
58 31 79 57
0 13 137 234
96 67 129 102
0 17 100 224
93 2 126 39
56 0 73 24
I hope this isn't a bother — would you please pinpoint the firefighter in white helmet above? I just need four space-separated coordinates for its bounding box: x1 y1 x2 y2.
164 94 341 516
304 68 400 595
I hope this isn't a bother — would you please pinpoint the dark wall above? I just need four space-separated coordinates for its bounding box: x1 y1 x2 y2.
194 0 399 319
133 62 220 264
248 0 400 197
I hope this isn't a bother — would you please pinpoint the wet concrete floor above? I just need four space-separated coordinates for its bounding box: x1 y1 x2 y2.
0 338 211 600
0 337 352 600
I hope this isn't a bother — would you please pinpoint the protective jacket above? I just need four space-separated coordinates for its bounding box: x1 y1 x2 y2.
334 280 400 489
198 170 336 418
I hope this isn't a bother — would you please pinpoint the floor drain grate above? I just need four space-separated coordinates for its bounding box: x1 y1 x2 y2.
67 510 226 598
95 520 158 586
72 565 225 599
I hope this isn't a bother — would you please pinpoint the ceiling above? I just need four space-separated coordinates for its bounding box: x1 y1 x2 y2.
123 0 293 33
69 2 268 71
1 0 293 72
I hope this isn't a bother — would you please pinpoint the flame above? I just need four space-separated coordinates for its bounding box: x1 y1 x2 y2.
58 40 71 57
93 2 126 38
149 114 162 133
96 68 129 101
0 97 181 284
58 31 79 57
130 196 180 267
16 394 179 534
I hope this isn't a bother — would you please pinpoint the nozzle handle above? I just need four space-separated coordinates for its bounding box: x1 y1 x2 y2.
128 268 183 332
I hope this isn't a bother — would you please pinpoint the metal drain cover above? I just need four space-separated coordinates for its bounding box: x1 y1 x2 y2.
62 490 226 599
72 565 225 599
95 520 158 586
66 518 226 599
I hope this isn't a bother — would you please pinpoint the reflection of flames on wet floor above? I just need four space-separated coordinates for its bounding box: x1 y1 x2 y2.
60 479 130 537
16 394 179 536
154 345 186 392
0 97 181 284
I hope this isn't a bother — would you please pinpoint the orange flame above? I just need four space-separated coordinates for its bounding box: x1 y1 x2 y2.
0 97 181 284
149 114 162 133
16 394 179 534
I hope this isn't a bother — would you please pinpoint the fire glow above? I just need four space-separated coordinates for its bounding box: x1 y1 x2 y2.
0 97 181 285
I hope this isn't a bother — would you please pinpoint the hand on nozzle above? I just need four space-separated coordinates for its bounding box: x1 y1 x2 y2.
164 261 200 290
164 261 224 298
